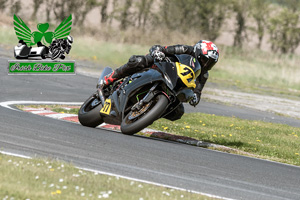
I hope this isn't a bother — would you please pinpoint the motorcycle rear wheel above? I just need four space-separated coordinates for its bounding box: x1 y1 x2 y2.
78 93 104 128
121 94 168 135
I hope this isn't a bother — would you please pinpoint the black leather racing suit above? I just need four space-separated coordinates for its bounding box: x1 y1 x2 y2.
160 45 209 95
111 45 210 120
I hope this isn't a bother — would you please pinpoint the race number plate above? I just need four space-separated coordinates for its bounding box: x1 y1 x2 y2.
175 62 196 88
100 99 112 115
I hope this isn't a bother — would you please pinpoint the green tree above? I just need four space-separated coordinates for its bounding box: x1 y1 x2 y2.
52 0 68 22
232 0 249 47
268 8 300 54
109 0 118 25
100 0 109 24
120 0 133 30
76 0 99 26
120 0 132 30
161 0 171 29
31 0 44 20
275 0 300 12
135 0 154 29
195 0 229 41
0 0 7 12
158 0 229 41
52 0 99 26
249 0 270 49
45 0 53 22
10 0 21 15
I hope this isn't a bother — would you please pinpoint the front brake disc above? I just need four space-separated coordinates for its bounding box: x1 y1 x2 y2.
128 102 152 120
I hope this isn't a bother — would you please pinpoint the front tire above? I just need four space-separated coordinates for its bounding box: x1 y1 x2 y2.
51 49 61 60
121 94 168 135
78 93 104 127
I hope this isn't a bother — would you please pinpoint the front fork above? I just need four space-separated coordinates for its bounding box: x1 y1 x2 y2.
97 79 106 106
131 83 170 111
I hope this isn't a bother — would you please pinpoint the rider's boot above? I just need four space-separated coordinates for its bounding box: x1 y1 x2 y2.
103 56 138 87
103 64 127 87
103 55 154 87
104 70 119 86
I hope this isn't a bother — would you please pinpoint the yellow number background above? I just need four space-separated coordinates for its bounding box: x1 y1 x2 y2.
175 62 196 88
100 99 112 115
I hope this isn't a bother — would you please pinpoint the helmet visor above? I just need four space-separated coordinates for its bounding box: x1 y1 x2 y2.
200 56 216 71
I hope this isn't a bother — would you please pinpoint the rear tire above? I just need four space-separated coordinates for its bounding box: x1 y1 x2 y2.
41 49 46 59
121 94 168 135
78 93 104 128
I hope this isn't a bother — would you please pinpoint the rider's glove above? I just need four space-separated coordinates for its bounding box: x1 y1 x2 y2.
149 45 163 54
149 45 166 61
189 92 201 107
151 50 165 61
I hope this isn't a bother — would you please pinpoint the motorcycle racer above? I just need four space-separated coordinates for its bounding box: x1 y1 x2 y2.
49 35 73 59
103 40 219 119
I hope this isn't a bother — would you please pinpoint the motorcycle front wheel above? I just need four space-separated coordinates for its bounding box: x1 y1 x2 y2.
51 49 61 60
78 93 104 128
121 94 168 135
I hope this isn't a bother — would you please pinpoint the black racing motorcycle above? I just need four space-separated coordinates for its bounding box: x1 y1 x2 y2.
78 54 201 135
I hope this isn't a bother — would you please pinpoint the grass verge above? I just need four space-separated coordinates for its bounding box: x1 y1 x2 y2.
149 113 300 166
0 153 217 200
16 105 80 115
211 45 300 98
71 36 148 68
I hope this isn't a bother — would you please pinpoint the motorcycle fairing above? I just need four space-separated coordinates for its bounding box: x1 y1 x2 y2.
99 68 170 122
156 62 178 90
100 99 112 115
175 54 201 79
98 55 200 124
97 67 113 86
119 68 169 119
175 62 196 88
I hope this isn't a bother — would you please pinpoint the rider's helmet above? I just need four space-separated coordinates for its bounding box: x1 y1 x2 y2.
193 40 219 71
67 35 73 46
64 36 73 54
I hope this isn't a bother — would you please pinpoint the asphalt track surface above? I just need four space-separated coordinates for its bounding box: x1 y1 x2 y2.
1 55 300 200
